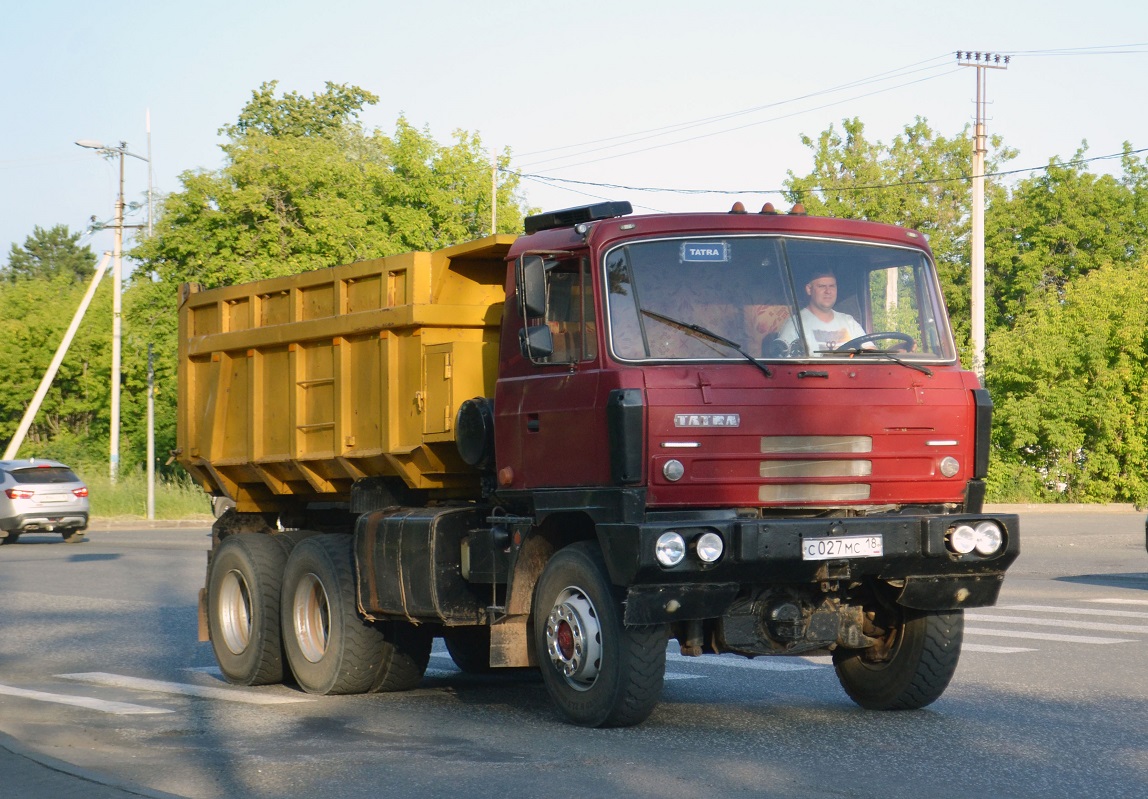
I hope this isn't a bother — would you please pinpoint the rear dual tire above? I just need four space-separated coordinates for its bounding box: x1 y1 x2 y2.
207 533 290 685
281 534 431 695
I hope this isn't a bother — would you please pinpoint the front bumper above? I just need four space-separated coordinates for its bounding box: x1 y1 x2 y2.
598 512 1019 623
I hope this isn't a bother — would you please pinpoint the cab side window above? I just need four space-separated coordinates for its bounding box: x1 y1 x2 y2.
543 260 597 363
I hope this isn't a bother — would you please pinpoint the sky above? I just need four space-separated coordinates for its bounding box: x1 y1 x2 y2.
2 0 1146 264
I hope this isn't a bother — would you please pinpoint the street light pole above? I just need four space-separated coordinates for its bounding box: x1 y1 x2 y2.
76 139 149 484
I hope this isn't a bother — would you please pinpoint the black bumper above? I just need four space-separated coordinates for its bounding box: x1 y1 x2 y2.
597 512 1020 623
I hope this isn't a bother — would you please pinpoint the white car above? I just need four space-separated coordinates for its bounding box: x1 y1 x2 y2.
0 459 89 544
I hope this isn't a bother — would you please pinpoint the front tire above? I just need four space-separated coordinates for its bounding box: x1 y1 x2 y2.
833 607 963 710
281 534 430 695
207 533 289 685
0 532 20 545
533 542 666 727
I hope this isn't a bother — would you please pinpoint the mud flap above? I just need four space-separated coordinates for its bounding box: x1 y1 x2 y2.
897 573 1004 610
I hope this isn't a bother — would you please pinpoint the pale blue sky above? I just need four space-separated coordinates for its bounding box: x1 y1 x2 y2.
2 0 1145 261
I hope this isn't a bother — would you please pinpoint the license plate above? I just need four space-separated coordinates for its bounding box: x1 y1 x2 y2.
801 534 883 561
38 493 69 504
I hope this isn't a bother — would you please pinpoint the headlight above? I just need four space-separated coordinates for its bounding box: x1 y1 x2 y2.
947 522 1005 556
939 456 960 478
662 459 685 482
655 531 687 567
948 524 977 555
973 521 1004 555
695 532 724 563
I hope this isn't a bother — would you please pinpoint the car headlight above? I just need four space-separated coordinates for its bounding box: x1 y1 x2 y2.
973 521 1004 555
655 531 687 567
695 532 724 563
947 524 977 555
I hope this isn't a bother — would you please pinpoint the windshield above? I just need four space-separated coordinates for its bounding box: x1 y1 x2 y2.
604 235 954 362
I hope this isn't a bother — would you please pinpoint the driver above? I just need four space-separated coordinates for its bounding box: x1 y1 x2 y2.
778 270 866 355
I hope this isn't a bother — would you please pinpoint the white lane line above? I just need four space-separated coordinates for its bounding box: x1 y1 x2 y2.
999 604 1148 619
665 652 826 672
964 627 1133 645
0 683 171 715
966 613 1148 635
1083 598 1148 607
963 643 1036 654
57 673 312 705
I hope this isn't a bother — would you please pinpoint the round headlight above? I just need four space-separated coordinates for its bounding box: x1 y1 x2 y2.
948 524 977 555
695 532 724 563
663 459 685 482
939 456 960 478
655 531 687 567
974 521 1004 555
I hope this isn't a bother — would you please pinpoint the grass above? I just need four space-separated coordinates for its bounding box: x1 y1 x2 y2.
79 467 213 521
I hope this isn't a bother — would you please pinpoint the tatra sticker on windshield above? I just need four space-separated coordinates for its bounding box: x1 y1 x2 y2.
680 241 729 262
674 413 741 427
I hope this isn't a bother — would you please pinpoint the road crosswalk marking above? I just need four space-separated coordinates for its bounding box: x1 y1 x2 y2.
0 683 171 715
999 604 1148 619
57 672 313 704
963 627 1134 645
965 612 1148 634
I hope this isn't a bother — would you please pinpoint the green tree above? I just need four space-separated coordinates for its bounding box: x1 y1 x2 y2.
0 272 111 462
985 143 1148 329
986 262 1148 506
4 225 96 283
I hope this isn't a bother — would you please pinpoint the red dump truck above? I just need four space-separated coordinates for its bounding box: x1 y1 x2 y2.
179 201 1019 726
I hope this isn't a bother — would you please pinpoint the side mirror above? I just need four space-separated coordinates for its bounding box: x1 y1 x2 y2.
518 255 547 318
519 324 554 360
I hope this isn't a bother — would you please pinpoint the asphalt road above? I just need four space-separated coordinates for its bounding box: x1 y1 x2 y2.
0 509 1145 799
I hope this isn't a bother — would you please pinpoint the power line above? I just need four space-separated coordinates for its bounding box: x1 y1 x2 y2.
517 53 954 164
507 146 1148 198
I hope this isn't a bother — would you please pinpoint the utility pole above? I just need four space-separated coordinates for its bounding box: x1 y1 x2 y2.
491 147 498 236
75 139 150 483
957 50 1009 382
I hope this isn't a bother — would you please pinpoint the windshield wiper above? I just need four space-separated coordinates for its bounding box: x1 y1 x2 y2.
836 347 934 377
641 309 772 378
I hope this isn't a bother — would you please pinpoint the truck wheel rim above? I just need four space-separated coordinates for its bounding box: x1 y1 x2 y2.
218 569 253 655
544 587 603 690
292 573 331 664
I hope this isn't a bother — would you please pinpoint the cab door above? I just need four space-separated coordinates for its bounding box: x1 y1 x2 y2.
494 254 612 490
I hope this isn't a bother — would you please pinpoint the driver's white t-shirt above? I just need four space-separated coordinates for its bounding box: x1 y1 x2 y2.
778 308 866 355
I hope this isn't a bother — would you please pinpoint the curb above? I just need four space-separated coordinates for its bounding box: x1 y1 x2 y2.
87 518 212 530
985 504 1144 514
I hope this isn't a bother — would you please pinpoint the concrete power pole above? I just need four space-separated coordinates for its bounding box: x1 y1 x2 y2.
957 51 1009 381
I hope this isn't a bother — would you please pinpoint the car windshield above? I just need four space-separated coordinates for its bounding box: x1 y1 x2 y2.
604 235 954 362
9 466 80 484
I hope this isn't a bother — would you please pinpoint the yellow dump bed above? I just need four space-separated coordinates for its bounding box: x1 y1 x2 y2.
177 236 514 512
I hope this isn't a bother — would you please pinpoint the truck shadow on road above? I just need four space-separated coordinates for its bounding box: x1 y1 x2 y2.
1055 572 1148 589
